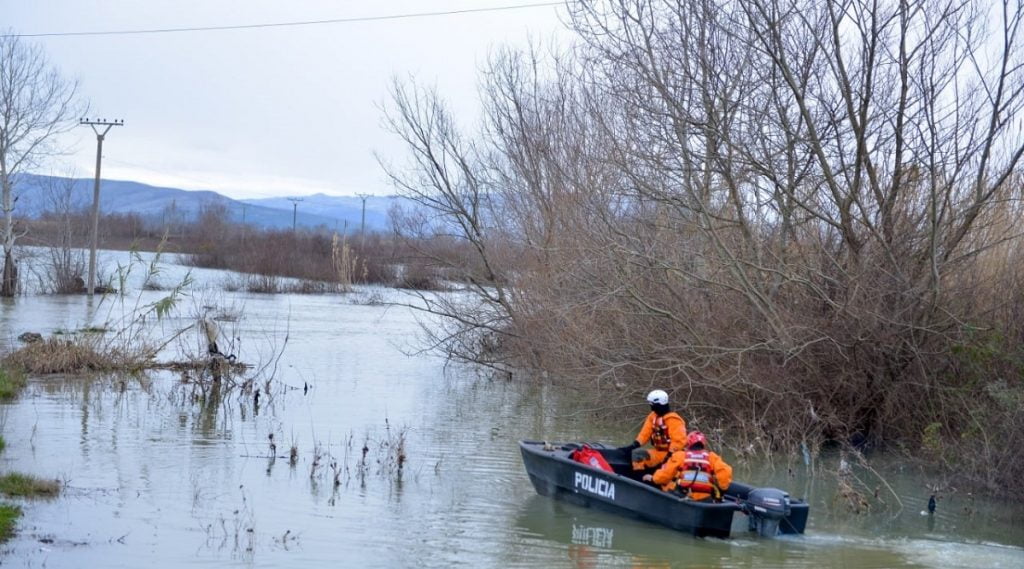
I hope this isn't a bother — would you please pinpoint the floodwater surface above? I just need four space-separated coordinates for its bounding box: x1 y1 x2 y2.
0 251 1021 568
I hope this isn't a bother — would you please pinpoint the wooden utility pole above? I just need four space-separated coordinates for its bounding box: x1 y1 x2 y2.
287 197 303 232
80 118 123 297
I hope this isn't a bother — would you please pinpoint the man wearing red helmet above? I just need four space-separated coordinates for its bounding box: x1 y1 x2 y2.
644 430 732 501
618 389 688 473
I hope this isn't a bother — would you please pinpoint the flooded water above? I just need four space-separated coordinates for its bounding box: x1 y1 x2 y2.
0 250 1022 567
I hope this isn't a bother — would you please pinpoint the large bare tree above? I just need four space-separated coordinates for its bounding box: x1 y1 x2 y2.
0 33 84 296
386 0 1024 491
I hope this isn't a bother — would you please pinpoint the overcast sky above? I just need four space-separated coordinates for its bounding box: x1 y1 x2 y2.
3 1 568 198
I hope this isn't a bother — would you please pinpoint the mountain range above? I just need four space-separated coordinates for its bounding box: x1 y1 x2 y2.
11 173 400 232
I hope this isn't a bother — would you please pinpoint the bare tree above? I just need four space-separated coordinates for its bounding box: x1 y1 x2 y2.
385 0 1024 491
40 171 88 293
380 79 523 371
560 0 1024 424
0 33 85 296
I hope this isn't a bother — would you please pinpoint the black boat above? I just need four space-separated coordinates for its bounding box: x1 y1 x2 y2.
519 440 810 539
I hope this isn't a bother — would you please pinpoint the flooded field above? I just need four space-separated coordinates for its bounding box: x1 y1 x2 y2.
0 250 1021 567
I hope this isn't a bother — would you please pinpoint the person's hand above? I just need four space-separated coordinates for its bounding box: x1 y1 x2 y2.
642 474 653 483
617 441 640 454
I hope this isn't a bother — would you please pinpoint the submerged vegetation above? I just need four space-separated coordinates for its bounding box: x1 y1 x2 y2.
0 420 61 543
0 470 62 543
0 473 61 499
0 368 26 400
0 504 21 542
382 0 1024 496
3 246 255 383
315 422 409 489
0 250 240 543
3 336 153 374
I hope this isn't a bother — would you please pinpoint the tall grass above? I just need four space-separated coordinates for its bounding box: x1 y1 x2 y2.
0 473 60 498
0 503 21 541
0 368 26 400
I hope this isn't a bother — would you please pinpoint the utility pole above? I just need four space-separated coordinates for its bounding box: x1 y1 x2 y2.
239 203 248 246
287 197 303 232
80 118 123 297
356 193 371 246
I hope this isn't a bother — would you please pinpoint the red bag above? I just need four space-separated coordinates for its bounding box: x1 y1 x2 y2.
570 445 613 472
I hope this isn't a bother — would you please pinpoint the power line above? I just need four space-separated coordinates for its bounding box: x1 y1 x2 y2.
4 2 563 38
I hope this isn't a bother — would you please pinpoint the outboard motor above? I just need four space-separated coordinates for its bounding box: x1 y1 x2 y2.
745 487 792 537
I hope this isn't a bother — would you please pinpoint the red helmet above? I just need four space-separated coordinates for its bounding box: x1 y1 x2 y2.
686 431 707 449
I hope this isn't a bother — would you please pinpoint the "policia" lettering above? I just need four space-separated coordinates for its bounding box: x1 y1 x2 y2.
574 471 616 500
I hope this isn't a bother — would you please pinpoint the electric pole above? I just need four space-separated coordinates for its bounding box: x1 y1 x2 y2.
80 118 123 297
240 203 248 246
287 197 303 232
356 193 371 246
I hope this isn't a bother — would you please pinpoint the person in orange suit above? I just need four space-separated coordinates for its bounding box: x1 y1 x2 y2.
645 430 732 501
619 390 687 472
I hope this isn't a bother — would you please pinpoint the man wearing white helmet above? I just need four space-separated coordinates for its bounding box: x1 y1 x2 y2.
618 389 688 473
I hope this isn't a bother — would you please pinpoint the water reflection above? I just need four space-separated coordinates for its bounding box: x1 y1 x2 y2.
572 522 615 548
512 483 1024 569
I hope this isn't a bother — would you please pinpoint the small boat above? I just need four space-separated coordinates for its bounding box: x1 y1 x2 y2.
520 440 809 539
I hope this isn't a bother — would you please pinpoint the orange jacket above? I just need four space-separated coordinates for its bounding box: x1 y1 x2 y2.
635 411 687 452
652 449 732 500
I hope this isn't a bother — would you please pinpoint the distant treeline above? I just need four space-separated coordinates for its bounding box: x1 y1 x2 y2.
20 202 473 293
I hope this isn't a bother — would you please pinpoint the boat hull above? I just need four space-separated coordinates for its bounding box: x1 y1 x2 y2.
519 440 809 539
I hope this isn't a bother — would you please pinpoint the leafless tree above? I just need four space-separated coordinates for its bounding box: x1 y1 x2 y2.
557 0 1024 436
385 0 1024 491
380 78 522 371
40 171 88 293
0 33 85 295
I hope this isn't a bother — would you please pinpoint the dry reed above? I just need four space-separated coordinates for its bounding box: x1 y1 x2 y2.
2 336 154 374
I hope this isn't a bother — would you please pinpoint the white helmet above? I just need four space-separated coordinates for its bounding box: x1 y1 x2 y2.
646 389 669 406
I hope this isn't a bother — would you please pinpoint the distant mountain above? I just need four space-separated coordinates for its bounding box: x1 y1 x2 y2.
11 174 398 232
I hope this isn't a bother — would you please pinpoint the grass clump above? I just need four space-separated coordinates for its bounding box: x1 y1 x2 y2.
0 503 21 541
0 473 61 498
2 337 153 374
0 368 27 400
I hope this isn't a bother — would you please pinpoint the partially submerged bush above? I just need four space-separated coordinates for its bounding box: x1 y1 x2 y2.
221 273 352 294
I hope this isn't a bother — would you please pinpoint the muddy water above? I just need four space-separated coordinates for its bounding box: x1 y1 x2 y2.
0 251 1021 568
